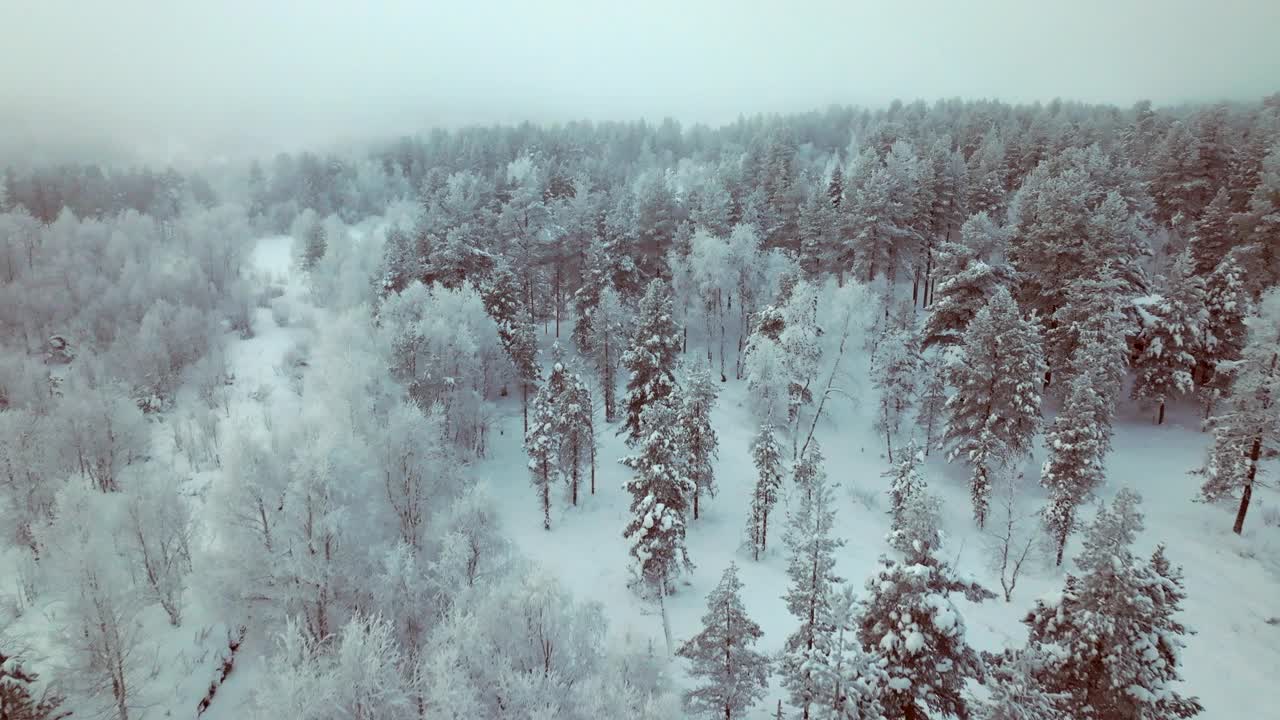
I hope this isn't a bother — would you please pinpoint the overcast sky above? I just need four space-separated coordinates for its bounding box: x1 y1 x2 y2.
2 0 1278 159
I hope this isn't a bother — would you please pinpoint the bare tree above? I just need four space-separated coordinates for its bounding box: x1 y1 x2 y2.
985 471 1036 602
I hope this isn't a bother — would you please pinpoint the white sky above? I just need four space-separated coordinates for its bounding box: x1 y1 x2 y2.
2 0 1278 157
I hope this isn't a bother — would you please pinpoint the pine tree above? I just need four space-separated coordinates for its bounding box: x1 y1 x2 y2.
525 375 559 531
1024 490 1203 720
745 424 785 561
944 288 1045 527
1045 272 1131 394
622 401 694 592
921 241 1014 349
680 362 720 519
978 650 1064 720
557 352 597 504
1188 187 1235 276
883 440 935 554
0 652 64 720
810 585 887 720
914 356 948 455
590 284 628 423
1198 288 1280 533
483 263 541 432
871 325 919 462
1040 364 1111 566
623 280 682 443
1132 254 1206 424
676 563 772 720
1196 255 1250 403
857 530 993 720
780 445 845 719
301 219 328 271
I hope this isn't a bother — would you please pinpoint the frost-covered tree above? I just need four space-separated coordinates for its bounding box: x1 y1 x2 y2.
526 372 560 531
0 650 64 720
1045 272 1132 393
871 324 919 462
810 585 887 720
56 381 150 493
944 288 1044 527
914 358 948 455
780 445 844 719
622 401 694 593
680 361 720 519
623 280 682 443
745 423 785 561
589 284 629 423
558 357 597 504
884 440 930 552
1196 255 1250 404
676 563 771 720
121 472 193 625
1187 186 1235 276
856 538 993 720
1024 490 1203 720
921 240 1014 349
39 486 142 720
482 263 541 433
1040 361 1113 566
1198 288 1280 533
1132 254 1206 424
978 650 1064 720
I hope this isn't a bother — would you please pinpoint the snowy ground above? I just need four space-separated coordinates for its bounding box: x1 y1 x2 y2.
6 234 1276 718
481 336 1280 716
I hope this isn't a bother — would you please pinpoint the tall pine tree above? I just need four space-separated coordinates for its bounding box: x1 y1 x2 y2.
623 280 682 443
944 288 1045 527
745 423 785 561
680 362 720 519
780 445 844 719
1024 490 1203 720
676 563 772 720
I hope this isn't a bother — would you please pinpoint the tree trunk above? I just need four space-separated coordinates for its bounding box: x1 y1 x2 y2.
1234 434 1263 534
1157 400 1166 425
659 578 674 656
693 488 700 520
522 383 529 434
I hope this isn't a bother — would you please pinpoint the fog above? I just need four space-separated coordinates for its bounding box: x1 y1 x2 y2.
3 0 1278 161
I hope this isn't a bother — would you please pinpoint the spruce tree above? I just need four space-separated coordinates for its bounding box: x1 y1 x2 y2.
680 362 720 519
1040 364 1111 566
622 280 682 443
857 513 993 720
1198 288 1279 533
944 288 1045 527
621 401 694 592
745 423 785 561
780 445 844 719
676 563 771 720
1132 254 1206 424
1024 490 1203 720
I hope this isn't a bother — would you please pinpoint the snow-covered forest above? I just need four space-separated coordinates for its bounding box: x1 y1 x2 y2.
3 91 1280 720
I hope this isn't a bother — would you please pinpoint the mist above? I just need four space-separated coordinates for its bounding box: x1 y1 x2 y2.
2 0 1278 162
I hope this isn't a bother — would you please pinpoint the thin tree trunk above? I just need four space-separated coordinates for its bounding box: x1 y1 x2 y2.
659 578 674 656
1157 400 1165 425
1234 434 1263 534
